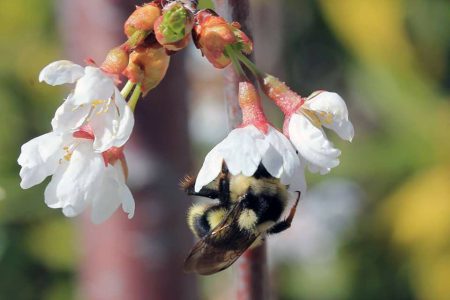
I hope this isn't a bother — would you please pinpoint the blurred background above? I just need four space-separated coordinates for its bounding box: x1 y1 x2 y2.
0 0 449 299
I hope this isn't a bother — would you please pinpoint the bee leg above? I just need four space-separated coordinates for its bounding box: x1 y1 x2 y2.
267 192 301 235
217 164 231 205
185 186 219 199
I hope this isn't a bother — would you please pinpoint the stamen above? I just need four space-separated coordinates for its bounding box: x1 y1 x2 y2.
302 109 322 128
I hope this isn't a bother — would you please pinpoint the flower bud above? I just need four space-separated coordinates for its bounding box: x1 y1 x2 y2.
123 45 170 95
124 4 161 38
230 22 253 54
194 10 237 68
154 2 194 49
262 74 304 116
101 46 129 74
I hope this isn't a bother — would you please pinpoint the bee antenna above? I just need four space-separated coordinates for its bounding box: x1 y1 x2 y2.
180 174 195 191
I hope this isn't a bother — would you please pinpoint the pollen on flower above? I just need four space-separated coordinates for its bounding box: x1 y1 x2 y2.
302 109 322 128
64 152 72 161
319 111 334 125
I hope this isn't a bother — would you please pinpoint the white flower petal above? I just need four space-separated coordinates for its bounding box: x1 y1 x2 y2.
45 142 104 217
18 132 67 189
263 127 300 181
114 162 135 219
119 183 135 220
195 127 264 192
90 89 134 152
39 60 85 86
44 159 69 209
260 143 283 178
90 163 134 223
324 118 354 142
194 125 307 193
289 114 341 174
194 149 223 192
284 162 307 193
89 101 117 152
303 91 354 141
113 88 135 147
51 96 91 132
90 174 122 224
219 126 262 176
70 67 115 106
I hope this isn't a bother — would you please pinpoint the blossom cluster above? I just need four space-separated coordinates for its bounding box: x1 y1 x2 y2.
18 0 353 223
194 79 354 196
19 62 135 223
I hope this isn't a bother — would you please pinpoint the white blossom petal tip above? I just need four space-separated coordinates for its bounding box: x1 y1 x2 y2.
289 114 341 174
71 67 115 106
303 91 354 142
39 60 85 86
18 132 67 189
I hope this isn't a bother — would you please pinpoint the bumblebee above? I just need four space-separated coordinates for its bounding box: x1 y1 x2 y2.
181 164 300 275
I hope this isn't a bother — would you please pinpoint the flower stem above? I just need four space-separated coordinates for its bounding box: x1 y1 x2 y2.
121 80 135 98
127 83 141 112
236 51 262 78
225 45 248 80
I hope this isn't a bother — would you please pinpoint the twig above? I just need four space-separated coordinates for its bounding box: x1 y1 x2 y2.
212 1 269 299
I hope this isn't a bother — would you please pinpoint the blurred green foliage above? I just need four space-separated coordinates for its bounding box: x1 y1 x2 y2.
0 1 76 299
279 0 450 299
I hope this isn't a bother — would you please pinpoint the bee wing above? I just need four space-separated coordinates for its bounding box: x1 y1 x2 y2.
183 202 259 275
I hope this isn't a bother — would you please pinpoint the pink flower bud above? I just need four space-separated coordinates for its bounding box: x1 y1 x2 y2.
124 3 161 38
154 2 194 51
194 10 237 69
101 46 129 75
230 22 253 54
123 45 170 95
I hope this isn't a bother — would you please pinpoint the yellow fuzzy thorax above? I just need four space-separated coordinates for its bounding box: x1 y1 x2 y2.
229 175 287 203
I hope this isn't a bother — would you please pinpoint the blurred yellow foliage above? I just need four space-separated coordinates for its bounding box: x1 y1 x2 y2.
25 218 78 271
319 0 415 68
381 166 450 300
317 1 450 299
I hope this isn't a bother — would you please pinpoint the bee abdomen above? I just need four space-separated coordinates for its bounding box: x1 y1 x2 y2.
187 203 228 239
187 203 211 238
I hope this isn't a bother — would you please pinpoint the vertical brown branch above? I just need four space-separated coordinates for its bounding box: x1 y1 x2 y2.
212 1 269 299
59 0 197 299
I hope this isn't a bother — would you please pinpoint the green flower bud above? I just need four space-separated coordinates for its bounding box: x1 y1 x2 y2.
155 3 193 45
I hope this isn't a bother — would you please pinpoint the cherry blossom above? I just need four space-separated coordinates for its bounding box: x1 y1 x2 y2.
263 75 353 175
40 60 134 152
18 128 134 224
288 91 354 174
194 82 306 193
